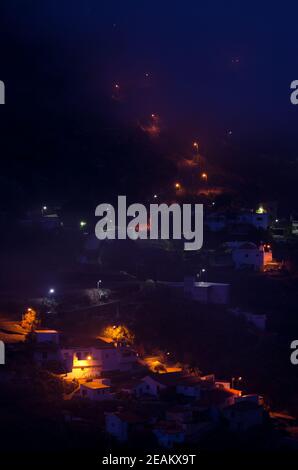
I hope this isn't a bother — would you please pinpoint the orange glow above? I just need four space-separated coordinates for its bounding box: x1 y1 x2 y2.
193 141 199 150
201 172 208 181
175 182 181 190
87 355 92 361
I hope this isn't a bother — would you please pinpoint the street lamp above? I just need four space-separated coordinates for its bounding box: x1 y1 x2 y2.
193 141 199 152
196 268 206 280
49 288 55 295
97 280 102 289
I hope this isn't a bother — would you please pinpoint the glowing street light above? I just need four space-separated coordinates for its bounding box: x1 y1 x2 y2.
80 220 87 228
193 141 199 151
175 182 181 190
197 268 206 280
49 288 55 295
201 172 208 181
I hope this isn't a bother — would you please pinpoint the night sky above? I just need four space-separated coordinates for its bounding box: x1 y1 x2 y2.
0 2 298 212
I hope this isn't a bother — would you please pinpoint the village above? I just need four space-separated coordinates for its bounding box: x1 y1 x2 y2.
3 311 267 451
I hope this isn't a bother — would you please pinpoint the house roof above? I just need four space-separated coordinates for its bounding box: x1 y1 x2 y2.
61 336 115 350
81 380 110 390
35 329 58 334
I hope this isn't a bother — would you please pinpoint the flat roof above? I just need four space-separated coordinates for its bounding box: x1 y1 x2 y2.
35 329 58 334
194 282 229 288
81 380 110 390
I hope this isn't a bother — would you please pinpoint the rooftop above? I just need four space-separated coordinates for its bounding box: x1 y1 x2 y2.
81 380 110 390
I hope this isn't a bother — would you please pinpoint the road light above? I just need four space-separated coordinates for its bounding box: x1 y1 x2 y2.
175 182 181 190
49 288 55 295
193 141 199 151
80 220 87 228
97 280 102 289
196 268 206 280
201 172 208 181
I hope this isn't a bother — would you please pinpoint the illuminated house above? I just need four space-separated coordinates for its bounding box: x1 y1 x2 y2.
80 378 113 401
61 337 138 379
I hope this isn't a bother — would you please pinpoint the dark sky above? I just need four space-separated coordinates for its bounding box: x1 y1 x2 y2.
0 1 298 209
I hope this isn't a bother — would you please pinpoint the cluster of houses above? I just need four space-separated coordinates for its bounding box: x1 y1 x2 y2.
206 203 298 244
32 328 266 448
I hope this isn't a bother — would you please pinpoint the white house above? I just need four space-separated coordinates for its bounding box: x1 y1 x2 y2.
35 329 59 344
137 373 203 399
184 277 230 304
80 379 113 401
137 375 168 397
228 242 272 271
61 338 138 379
